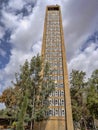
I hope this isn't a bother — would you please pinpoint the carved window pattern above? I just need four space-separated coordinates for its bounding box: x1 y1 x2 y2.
46 108 65 117
44 9 65 117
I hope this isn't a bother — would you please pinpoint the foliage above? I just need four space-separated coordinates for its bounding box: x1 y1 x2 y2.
0 87 17 108
0 55 54 130
87 69 98 119
0 57 98 130
70 69 98 129
70 70 87 121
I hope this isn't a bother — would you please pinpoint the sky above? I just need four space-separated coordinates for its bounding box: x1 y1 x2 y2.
0 0 98 108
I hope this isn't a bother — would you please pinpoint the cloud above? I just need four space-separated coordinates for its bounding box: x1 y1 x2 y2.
10 11 43 52
8 0 25 10
0 0 98 95
62 0 98 61
0 48 35 92
68 43 98 78
1 10 19 30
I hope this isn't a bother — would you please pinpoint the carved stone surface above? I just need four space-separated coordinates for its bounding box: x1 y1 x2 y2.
40 5 74 130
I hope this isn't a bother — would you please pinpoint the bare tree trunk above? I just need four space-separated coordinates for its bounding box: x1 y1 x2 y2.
30 120 34 130
30 120 32 130
39 122 41 130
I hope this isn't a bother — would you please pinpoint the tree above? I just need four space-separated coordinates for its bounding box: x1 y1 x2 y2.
70 70 88 129
0 87 19 118
0 55 54 130
87 69 98 119
15 60 30 130
70 69 98 129
24 55 54 130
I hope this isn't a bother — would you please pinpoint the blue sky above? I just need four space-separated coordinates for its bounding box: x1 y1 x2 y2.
0 0 98 108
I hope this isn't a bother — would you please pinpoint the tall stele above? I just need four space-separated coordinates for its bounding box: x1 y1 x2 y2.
41 5 74 130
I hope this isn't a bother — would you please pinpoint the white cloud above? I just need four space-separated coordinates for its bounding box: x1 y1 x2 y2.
0 48 34 91
68 43 98 78
10 2 45 52
32 40 42 55
0 0 98 94
25 4 33 13
8 0 25 10
1 10 19 30
62 0 98 61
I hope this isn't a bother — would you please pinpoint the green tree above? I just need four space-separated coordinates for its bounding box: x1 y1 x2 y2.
70 70 88 129
9 55 54 130
0 55 54 130
87 69 98 119
15 60 30 130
